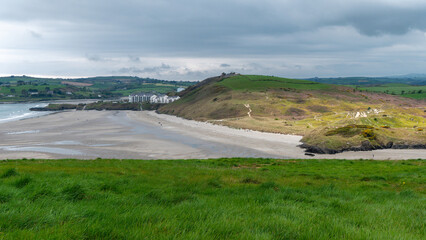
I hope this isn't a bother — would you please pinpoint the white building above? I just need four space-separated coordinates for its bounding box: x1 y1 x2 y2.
129 92 180 104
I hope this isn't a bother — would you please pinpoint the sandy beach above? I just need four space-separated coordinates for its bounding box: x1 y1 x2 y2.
0 110 425 160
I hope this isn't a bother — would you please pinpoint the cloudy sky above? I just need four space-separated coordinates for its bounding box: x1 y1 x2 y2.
1 0 426 80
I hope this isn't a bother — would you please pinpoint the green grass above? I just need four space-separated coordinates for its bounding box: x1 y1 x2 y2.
218 75 330 91
402 92 426 99
113 84 180 95
349 83 426 100
0 158 424 239
0 84 64 95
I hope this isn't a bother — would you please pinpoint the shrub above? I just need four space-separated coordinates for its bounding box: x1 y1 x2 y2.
362 129 376 140
241 177 261 184
326 125 372 137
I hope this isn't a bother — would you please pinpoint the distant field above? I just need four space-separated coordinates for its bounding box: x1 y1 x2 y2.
218 75 330 91
348 83 426 100
0 76 194 102
0 159 424 239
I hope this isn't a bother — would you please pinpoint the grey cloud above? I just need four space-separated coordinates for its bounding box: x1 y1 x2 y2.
341 6 426 36
142 63 171 73
86 54 107 62
1 0 426 80
2 1 425 55
29 30 42 39
118 63 171 74
128 56 140 63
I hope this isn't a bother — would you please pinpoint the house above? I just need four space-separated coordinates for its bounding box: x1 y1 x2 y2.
129 92 180 104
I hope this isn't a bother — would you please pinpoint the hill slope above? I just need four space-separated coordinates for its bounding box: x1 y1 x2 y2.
158 74 426 153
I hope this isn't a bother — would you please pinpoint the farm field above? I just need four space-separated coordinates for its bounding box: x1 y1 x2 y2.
349 83 426 100
0 158 424 239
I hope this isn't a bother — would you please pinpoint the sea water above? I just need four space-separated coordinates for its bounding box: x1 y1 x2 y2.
0 103 50 123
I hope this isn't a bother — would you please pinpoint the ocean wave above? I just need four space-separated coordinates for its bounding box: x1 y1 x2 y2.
0 103 50 123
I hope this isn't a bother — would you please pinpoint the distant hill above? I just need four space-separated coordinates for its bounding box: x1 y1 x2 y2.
0 75 194 102
307 76 426 86
159 74 425 154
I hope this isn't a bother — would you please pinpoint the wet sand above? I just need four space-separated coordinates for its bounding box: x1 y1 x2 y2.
0 110 425 160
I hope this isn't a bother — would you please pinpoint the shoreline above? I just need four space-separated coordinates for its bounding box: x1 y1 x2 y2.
0 98 116 104
0 100 101 123
0 110 425 160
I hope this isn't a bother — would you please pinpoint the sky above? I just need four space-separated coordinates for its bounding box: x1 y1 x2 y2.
1 0 426 81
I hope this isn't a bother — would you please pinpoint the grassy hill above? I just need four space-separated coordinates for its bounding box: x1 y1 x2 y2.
158 74 425 153
0 158 424 239
0 75 194 102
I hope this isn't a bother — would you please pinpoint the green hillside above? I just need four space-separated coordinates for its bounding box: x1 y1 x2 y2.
159 74 425 153
218 75 330 91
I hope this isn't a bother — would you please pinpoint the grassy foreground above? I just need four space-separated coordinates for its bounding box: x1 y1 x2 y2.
0 159 424 239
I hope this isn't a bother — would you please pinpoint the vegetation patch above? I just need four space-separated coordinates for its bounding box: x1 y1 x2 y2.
325 125 374 137
362 129 376 140
307 104 330 113
241 177 261 184
62 184 86 201
13 176 32 188
1 168 19 178
285 107 306 116
0 192 12 203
